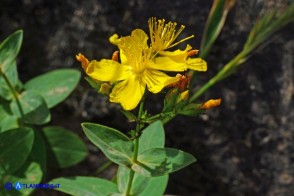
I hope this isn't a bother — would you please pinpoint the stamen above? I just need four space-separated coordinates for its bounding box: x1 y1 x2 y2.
187 49 199 57
148 17 195 51
76 53 89 70
112 51 119 62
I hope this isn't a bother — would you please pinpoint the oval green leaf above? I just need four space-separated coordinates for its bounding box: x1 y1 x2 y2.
0 30 23 69
82 123 133 167
24 69 81 108
49 176 118 196
10 90 51 125
42 126 88 168
139 175 168 196
0 127 34 176
139 121 165 154
132 148 196 177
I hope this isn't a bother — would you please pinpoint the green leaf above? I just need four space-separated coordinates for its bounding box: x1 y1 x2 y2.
49 176 118 196
0 115 19 132
162 88 180 113
24 69 81 108
0 100 19 132
82 123 133 167
117 166 149 195
139 121 165 154
0 30 23 69
117 121 166 195
243 3 294 53
178 103 204 116
10 90 51 125
42 126 88 168
3 161 42 196
139 175 168 196
29 129 47 172
0 30 22 100
117 166 168 196
200 0 235 58
132 148 196 177
84 76 101 91
0 61 19 100
0 127 34 176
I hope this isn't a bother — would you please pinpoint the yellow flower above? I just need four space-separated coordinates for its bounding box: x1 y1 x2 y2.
148 17 207 72
78 18 208 110
79 29 181 110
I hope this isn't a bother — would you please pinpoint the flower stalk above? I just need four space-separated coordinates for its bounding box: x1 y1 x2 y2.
125 97 145 196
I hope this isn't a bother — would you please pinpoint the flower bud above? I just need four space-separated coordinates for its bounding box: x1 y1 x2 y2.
201 99 221 109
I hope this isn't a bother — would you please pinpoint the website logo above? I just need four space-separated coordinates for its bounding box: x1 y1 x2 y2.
14 182 22 190
4 182 13 190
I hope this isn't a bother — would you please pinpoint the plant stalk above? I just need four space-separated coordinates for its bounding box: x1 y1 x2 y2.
125 99 145 196
0 67 24 119
189 52 246 102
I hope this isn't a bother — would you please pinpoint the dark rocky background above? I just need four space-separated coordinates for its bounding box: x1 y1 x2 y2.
1 0 293 195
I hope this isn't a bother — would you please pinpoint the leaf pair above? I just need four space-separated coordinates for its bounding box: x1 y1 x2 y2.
50 121 195 196
82 121 195 177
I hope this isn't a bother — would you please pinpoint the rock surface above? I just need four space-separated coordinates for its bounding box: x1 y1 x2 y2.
1 0 293 195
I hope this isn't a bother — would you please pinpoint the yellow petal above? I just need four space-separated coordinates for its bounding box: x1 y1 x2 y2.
186 58 207 71
119 49 128 64
109 76 146 110
131 29 149 45
86 59 130 81
118 29 151 72
158 44 192 63
143 69 179 93
148 57 187 72
109 34 120 45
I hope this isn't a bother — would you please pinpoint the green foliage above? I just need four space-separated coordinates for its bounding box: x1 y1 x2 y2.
0 61 18 100
117 121 168 195
200 0 235 59
82 123 134 166
178 103 204 116
4 161 43 195
243 3 294 54
10 90 51 125
84 76 101 91
50 177 118 196
24 69 81 108
133 148 196 177
190 2 294 102
162 88 180 113
0 30 85 196
138 121 165 153
0 127 34 176
0 30 23 67
42 126 88 168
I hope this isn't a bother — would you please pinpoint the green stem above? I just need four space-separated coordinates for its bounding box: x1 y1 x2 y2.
125 99 145 196
0 68 24 119
189 52 246 102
